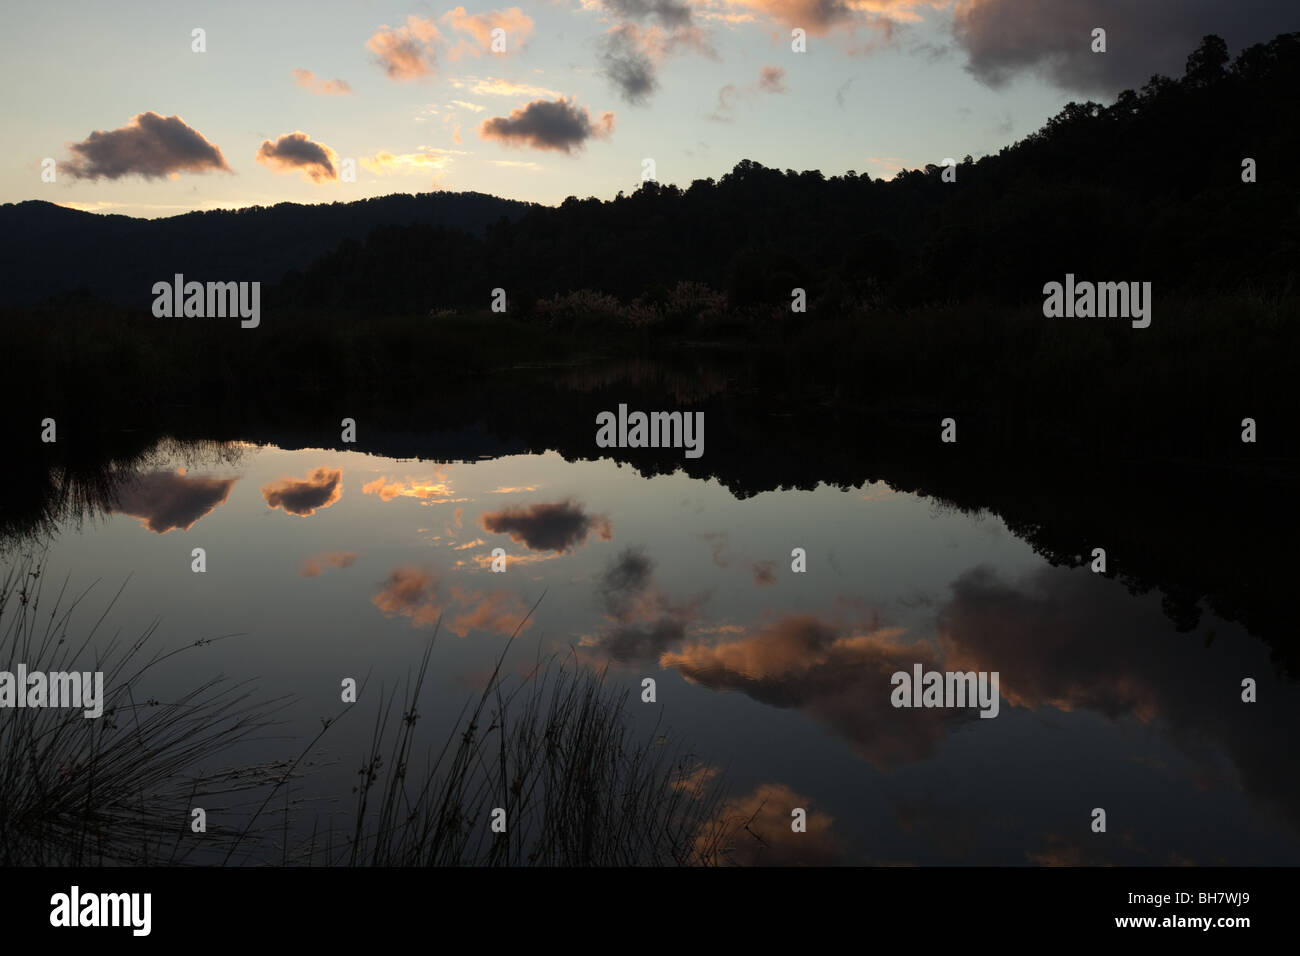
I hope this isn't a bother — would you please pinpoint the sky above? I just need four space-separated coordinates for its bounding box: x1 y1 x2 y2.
1 0 1294 217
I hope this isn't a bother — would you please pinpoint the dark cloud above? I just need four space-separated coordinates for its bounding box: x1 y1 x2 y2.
597 546 653 618
479 498 612 551
586 547 709 662
480 97 615 153
752 561 777 587
952 0 1299 94
598 25 659 104
601 0 694 29
255 131 339 183
261 467 343 516
108 470 237 533
61 112 231 181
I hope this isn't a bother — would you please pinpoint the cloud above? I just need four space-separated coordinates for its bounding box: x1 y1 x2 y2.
599 24 661 103
694 782 844 865
372 566 444 626
600 0 695 28
661 613 965 767
291 68 352 96
446 585 532 637
451 77 564 97
479 498 612 551
758 64 787 91
261 467 343 516
367 15 442 80
358 149 464 180
707 64 787 120
935 564 1300 830
371 566 531 635
441 6 535 58
361 471 464 502
300 551 358 577
255 132 339 184
596 18 714 104
480 97 615 153
752 561 777 587
581 547 710 662
950 0 1300 94
108 470 237 533
61 112 231 181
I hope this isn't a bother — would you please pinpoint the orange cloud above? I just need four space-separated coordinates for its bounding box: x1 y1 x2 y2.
291 68 352 96
362 472 463 503
441 6 535 58
300 551 358 577
367 15 442 80
261 467 342 516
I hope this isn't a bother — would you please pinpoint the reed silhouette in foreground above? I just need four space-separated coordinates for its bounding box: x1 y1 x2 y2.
272 604 735 866
0 555 291 865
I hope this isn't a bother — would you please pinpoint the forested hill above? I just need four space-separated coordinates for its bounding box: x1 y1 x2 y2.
0 191 535 308
4 33 1297 315
272 32 1300 315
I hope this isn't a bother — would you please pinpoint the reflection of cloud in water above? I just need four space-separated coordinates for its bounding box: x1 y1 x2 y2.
661 613 963 768
261 467 342 516
936 565 1300 831
480 499 612 553
698 782 844 866
108 470 237 533
300 550 357 577
371 565 531 636
580 547 709 662
362 470 466 504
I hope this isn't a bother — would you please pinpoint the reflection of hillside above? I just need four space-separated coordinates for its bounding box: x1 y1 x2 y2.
2 365 1295 676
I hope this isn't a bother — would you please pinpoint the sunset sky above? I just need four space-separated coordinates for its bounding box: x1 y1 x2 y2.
2 0 1292 217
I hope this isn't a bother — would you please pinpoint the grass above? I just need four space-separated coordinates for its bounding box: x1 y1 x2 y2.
262 599 733 867
0 553 292 865
0 553 734 866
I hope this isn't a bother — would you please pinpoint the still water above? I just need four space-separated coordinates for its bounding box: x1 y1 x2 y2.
5 434 1298 865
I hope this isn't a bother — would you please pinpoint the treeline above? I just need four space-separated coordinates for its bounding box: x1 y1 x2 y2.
272 32 1300 316
0 191 534 308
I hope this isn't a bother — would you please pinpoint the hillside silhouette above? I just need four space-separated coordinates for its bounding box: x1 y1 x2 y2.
267 32 1300 315
0 191 534 308
2 34 1296 314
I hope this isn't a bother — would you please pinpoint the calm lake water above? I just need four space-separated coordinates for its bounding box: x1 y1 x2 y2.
5 429 1299 865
